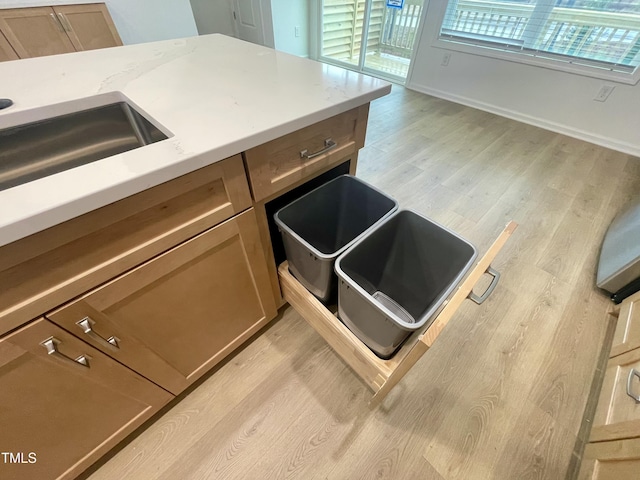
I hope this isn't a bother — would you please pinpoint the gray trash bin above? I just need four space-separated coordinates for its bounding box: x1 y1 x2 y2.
274 175 398 301
335 210 477 358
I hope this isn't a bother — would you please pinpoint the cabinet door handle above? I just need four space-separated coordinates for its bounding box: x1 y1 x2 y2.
50 13 65 33
627 368 640 403
41 337 90 368
57 12 72 32
77 317 120 350
300 138 337 160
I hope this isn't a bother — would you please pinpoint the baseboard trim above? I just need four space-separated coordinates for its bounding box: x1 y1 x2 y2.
406 82 640 158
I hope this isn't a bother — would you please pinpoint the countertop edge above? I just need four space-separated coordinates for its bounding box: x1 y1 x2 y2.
0 85 390 248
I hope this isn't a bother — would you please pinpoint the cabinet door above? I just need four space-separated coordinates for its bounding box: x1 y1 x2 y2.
47 209 277 395
591 347 640 442
53 4 122 51
0 7 75 58
610 291 640 358
579 437 640 480
0 155 251 337
0 29 18 61
0 318 172 480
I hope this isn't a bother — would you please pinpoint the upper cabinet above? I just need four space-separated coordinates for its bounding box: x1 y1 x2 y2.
52 4 122 51
0 7 76 58
0 29 18 61
0 3 122 60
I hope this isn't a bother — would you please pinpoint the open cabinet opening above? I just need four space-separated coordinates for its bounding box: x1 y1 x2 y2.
264 161 351 269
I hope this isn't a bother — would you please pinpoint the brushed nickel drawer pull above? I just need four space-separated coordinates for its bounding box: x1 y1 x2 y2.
57 12 71 32
627 368 640 403
77 317 120 350
41 337 90 368
50 13 65 33
300 138 337 160
469 267 501 305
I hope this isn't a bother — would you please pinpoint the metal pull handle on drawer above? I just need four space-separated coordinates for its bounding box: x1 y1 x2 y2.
469 267 501 305
627 368 640 403
77 317 120 350
57 12 71 32
300 138 337 160
41 337 90 368
50 13 65 33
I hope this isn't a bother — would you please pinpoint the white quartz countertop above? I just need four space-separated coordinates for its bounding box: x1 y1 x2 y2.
0 34 390 247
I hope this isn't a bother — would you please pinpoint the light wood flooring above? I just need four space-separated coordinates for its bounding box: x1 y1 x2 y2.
86 86 640 480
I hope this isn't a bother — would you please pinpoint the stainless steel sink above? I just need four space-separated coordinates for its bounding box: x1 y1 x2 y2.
0 101 168 191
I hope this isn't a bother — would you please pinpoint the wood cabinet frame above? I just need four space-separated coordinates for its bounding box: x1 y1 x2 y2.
47 210 277 395
0 3 121 61
0 105 375 479
0 318 172 480
0 155 251 336
0 28 18 60
580 292 640 477
53 4 122 51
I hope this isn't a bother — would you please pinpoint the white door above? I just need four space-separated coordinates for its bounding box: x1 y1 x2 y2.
232 0 274 48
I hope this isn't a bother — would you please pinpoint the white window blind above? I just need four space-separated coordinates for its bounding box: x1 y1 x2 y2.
439 0 640 74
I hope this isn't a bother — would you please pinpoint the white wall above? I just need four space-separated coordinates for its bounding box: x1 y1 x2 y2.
0 0 198 44
271 0 309 57
190 0 235 37
407 2 640 157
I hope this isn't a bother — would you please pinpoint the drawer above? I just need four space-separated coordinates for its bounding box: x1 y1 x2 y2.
277 221 516 399
0 318 171 480
578 437 640 480
0 155 251 336
244 106 369 202
610 291 640 358
591 347 640 442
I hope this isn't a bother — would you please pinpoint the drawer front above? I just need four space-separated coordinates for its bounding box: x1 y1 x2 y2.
0 318 172 480
578 437 640 480
46 209 277 395
591 347 640 442
611 291 640 358
244 105 368 202
0 155 251 336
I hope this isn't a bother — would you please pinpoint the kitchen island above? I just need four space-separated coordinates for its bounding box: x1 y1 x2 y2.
0 34 389 480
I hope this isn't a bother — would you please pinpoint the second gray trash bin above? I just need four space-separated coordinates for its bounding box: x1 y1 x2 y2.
274 175 398 301
335 210 478 358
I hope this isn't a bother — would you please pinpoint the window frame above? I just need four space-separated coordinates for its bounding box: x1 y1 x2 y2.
430 0 640 85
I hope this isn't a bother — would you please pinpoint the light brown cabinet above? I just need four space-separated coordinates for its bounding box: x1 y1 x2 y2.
0 318 172 480
0 7 76 58
591 347 640 442
580 293 640 478
579 437 640 480
0 155 251 336
244 105 368 202
51 4 122 51
0 3 121 60
610 291 640 358
47 209 277 395
0 29 18 61
0 107 370 479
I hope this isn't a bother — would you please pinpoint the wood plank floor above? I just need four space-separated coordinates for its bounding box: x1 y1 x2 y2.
86 86 640 480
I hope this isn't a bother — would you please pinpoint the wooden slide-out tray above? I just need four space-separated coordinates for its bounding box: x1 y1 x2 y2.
278 221 517 406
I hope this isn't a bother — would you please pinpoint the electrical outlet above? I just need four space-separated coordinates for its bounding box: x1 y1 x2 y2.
295 26 300 38
441 53 451 67
594 85 615 102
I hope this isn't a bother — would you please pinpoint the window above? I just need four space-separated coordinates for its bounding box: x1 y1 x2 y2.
438 0 640 82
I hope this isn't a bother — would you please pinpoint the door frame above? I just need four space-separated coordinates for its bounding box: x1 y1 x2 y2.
231 0 275 48
310 0 428 85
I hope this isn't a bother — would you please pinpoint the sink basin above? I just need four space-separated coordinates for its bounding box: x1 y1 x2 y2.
0 99 168 192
